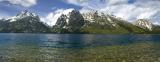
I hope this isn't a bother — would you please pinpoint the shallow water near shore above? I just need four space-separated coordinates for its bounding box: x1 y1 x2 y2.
0 33 160 62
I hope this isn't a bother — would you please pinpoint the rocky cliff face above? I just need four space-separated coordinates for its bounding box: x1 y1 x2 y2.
53 10 85 33
135 19 153 31
82 11 117 27
0 19 11 32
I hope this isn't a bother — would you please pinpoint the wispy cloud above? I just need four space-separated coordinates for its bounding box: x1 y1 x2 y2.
0 0 37 7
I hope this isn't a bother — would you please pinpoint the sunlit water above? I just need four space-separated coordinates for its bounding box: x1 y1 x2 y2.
0 33 160 62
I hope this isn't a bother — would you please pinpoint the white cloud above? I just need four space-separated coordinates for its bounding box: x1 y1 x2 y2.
64 0 89 6
0 0 37 7
64 0 160 25
107 0 128 5
41 8 74 26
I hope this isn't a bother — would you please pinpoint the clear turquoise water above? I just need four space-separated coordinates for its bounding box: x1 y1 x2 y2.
0 33 160 62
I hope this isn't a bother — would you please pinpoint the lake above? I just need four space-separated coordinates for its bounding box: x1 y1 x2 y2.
0 33 160 62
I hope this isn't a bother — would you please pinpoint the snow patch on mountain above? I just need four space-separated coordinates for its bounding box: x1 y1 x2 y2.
8 10 38 22
135 19 153 31
81 9 118 27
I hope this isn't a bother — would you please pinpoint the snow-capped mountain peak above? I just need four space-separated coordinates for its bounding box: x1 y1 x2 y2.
17 10 38 18
135 19 153 31
41 8 75 26
8 10 38 22
81 10 118 27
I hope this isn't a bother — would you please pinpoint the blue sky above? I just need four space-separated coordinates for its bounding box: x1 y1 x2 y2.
0 0 160 26
0 0 81 16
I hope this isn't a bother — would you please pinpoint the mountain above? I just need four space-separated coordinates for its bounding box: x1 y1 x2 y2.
134 19 160 34
151 25 160 34
52 9 160 34
135 19 153 31
0 10 51 33
81 10 146 34
0 9 160 34
9 10 38 22
0 19 11 32
53 10 85 33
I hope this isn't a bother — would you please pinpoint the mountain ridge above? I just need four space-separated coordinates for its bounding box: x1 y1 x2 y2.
0 9 160 34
